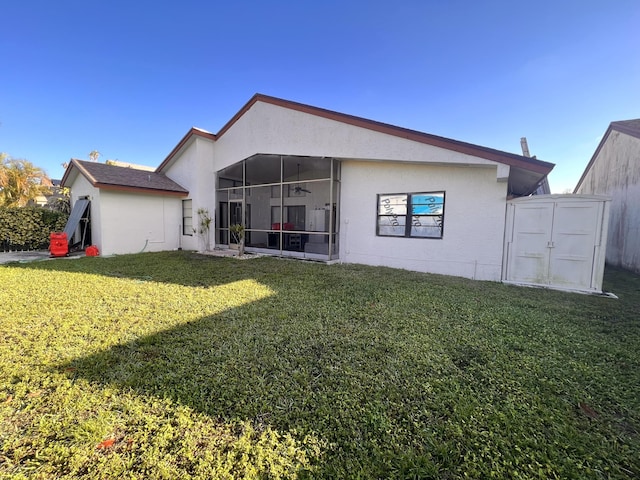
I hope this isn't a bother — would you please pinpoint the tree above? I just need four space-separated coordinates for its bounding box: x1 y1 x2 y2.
89 150 101 162
196 208 212 251
229 223 245 256
0 155 52 207
49 186 71 214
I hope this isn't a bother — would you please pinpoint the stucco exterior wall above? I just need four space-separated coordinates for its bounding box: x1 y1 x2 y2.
340 161 508 281
163 101 505 256
162 137 215 251
69 173 101 248
98 191 182 256
214 102 498 169
575 130 640 273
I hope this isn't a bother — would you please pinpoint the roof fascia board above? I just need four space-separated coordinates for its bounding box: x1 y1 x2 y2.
63 159 188 196
156 127 216 172
72 159 98 184
94 183 188 197
574 121 640 192
574 124 614 193
60 163 76 187
61 159 96 188
157 93 554 176
249 95 553 174
225 94 554 174
611 121 640 140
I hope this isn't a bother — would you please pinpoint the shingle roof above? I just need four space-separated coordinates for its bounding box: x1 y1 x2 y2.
62 159 188 196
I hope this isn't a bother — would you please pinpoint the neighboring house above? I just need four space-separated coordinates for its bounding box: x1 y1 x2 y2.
31 179 61 208
105 160 155 171
574 119 640 274
63 93 555 283
61 160 188 253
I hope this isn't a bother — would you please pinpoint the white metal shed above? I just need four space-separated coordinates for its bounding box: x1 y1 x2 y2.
502 195 611 294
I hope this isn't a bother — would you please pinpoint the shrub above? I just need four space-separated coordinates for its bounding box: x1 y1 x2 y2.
0 206 68 251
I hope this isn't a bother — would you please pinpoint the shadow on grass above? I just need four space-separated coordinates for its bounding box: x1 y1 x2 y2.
5 250 299 289
28 254 640 477
56 301 443 476
32 252 443 476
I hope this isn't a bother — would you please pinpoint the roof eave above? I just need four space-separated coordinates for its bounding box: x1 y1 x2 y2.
247 94 555 174
574 120 640 193
61 159 92 188
94 183 189 197
156 93 554 177
574 124 614 193
156 127 216 173
610 120 640 140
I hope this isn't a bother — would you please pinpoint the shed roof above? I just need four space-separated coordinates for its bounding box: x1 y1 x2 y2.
61 159 188 196
574 118 640 192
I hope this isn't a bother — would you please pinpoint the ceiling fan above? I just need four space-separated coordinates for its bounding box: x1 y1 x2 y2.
292 185 312 194
293 164 311 194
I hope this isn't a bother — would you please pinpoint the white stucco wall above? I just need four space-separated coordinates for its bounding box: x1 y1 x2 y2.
575 130 640 274
68 173 101 248
213 102 499 170
340 161 508 281
98 191 182 256
155 99 524 280
162 137 215 251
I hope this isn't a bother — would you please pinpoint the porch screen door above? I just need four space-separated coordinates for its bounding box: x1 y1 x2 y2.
229 200 243 247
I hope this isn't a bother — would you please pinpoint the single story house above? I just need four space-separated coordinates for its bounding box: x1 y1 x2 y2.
574 119 640 275
62 93 555 283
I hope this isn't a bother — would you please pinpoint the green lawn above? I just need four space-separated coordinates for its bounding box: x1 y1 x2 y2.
1 251 639 479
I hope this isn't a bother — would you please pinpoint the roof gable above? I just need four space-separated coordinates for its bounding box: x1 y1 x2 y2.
62 159 188 196
574 118 640 192
156 93 554 179
611 119 640 140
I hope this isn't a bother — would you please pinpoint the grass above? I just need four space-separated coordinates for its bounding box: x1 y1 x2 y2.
0 251 639 479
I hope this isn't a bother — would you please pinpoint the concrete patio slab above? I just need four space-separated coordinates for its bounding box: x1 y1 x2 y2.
0 251 84 265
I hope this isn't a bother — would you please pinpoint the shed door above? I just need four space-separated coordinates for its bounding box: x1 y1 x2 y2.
506 200 602 290
506 202 554 285
548 201 599 290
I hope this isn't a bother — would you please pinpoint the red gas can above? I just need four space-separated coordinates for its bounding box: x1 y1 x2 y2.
49 232 68 257
85 245 99 257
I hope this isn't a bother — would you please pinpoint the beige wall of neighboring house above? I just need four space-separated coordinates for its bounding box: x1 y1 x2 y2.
575 121 640 274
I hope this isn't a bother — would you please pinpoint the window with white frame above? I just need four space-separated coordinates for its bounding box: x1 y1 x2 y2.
182 199 193 235
376 192 445 238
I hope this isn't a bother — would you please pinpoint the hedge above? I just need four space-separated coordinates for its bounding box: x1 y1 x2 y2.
0 207 68 251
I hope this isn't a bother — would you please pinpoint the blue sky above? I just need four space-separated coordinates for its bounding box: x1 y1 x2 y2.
1 1 638 192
